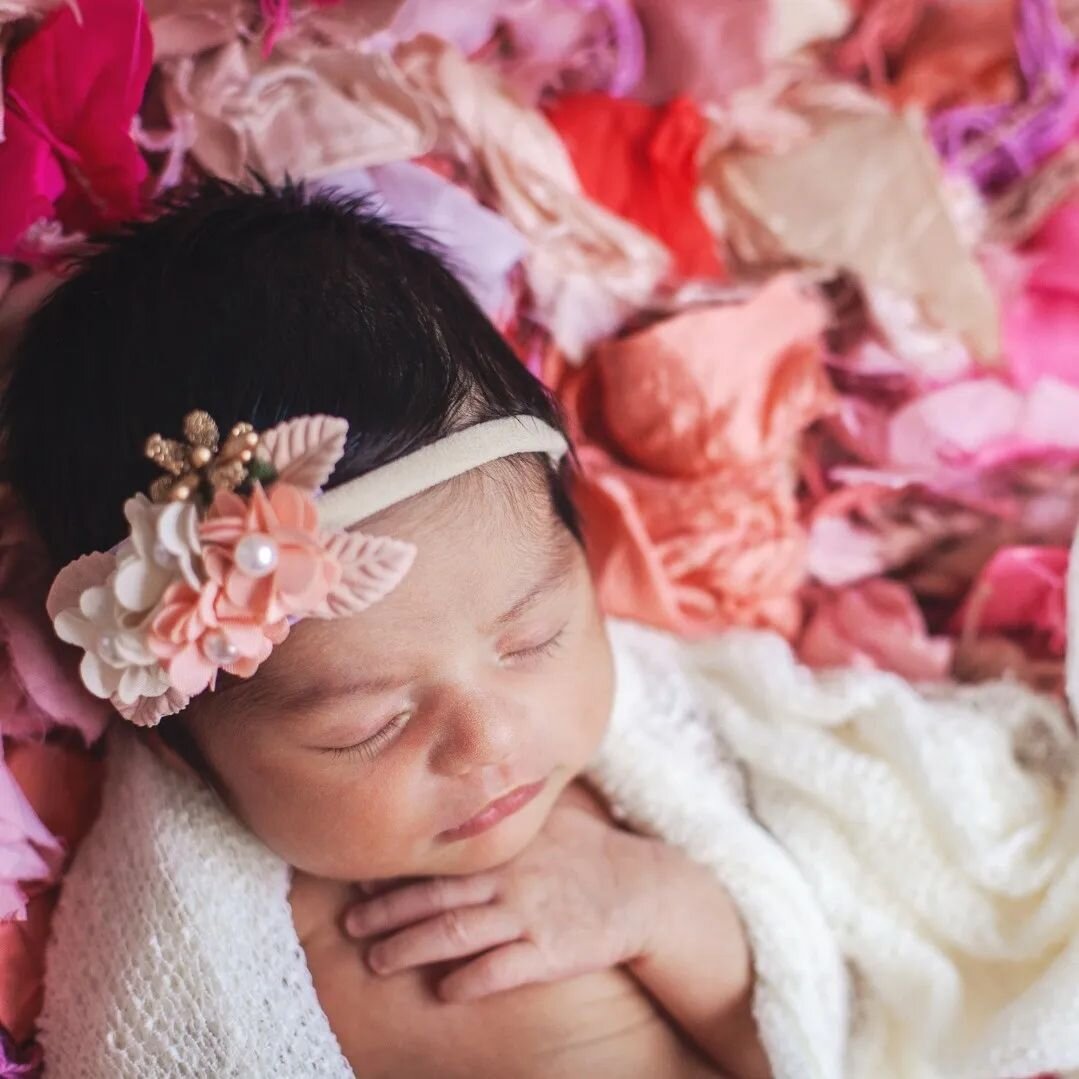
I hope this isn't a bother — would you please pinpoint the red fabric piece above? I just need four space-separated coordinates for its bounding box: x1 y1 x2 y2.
0 0 153 257
544 92 723 279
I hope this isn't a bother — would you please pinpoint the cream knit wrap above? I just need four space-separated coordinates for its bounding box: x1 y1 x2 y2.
40 611 1079 1079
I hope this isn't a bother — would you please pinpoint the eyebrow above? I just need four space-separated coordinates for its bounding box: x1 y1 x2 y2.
488 549 576 633
278 671 408 712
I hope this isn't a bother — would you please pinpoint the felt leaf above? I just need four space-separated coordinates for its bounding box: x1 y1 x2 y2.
45 552 116 621
258 415 348 491
319 532 417 617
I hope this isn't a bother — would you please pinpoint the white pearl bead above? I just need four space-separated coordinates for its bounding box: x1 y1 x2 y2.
152 540 173 568
98 633 122 665
202 630 240 665
234 533 279 578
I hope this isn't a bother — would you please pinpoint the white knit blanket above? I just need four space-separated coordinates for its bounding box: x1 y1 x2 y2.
40 620 1079 1079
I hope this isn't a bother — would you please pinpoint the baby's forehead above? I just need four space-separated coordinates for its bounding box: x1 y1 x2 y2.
221 461 578 702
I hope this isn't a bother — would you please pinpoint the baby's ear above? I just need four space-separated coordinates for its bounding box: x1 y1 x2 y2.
143 729 202 781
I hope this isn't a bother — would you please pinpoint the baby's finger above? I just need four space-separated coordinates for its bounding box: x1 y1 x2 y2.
346 873 498 938
438 940 547 1002
367 906 520 974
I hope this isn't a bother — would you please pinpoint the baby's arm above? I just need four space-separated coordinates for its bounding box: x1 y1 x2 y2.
627 840 770 1079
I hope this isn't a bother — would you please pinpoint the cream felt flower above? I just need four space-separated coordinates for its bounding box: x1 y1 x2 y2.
112 495 203 613
53 578 171 706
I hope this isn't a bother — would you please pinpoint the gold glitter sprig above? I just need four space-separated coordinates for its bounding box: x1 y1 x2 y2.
146 411 261 503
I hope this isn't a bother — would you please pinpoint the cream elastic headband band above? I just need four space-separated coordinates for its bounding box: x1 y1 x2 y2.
47 412 570 727
316 416 570 531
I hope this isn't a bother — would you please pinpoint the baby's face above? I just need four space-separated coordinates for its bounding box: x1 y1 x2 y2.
182 465 614 881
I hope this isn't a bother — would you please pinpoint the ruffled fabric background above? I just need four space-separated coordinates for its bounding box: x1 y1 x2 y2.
1 0 1078 1072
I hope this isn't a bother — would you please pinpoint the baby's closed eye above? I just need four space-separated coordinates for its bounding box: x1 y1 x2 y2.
323 711 412 762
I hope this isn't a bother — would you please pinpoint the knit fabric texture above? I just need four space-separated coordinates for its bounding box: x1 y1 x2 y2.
40 619 1079 1078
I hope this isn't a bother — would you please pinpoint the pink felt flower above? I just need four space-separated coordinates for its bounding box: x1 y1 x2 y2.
0 0 153 257
146 579 221 696
200 483 341 624
798 579 954 681
50 413 414 723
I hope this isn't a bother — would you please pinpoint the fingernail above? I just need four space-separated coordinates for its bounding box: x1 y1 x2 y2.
366 946 388 974
344 908 367 937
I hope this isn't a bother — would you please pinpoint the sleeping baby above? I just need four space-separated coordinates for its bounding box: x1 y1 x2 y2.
8 181 1079 1079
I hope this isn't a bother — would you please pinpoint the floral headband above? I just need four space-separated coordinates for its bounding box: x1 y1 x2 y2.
47 412 568 727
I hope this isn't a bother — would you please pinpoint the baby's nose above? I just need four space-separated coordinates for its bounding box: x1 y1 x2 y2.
428 696 518 777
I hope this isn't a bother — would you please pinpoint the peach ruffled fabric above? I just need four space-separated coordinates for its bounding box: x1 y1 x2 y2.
561 275 832 637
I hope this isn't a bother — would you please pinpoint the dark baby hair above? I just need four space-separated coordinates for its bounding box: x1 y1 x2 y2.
1 178 578 570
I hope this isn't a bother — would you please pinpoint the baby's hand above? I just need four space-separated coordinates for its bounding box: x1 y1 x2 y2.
343 792 666 1002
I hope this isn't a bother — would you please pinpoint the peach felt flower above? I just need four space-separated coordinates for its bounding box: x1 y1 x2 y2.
147 578 288 696
146 480 342 694
200 482 341 624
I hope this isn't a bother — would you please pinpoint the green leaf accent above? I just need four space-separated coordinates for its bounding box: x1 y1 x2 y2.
246 458 278 486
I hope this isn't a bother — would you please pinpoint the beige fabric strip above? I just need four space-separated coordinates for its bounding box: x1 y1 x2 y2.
316 416 569 531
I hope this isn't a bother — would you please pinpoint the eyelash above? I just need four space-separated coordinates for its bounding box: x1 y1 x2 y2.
327 712 410 762
503 627 566 663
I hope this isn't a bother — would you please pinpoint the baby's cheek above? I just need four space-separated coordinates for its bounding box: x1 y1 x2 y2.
220 753 419 880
